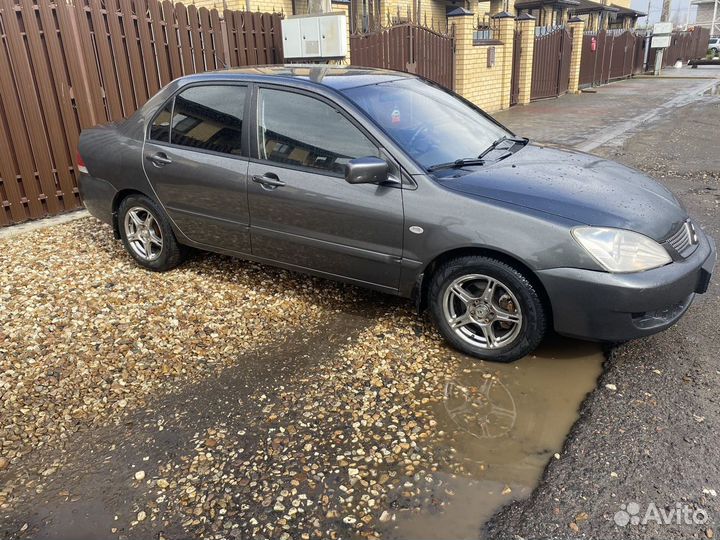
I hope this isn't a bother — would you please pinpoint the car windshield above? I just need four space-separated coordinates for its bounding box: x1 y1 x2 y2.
342 78 511 170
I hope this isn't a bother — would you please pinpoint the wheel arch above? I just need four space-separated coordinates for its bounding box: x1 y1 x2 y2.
415 246 553 325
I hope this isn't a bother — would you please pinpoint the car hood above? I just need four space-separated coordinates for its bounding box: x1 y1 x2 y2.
436 143 686 241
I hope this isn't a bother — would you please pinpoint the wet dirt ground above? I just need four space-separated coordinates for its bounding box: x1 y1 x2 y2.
1 69 718 540
387 340 603 540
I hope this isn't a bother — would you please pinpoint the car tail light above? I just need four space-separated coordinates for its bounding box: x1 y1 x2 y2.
76 151 88 174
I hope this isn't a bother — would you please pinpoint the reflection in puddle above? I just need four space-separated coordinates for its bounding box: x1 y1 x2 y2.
387 337 604 539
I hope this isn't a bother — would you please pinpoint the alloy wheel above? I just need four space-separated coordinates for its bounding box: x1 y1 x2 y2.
124 206 163 262
441 274 523 350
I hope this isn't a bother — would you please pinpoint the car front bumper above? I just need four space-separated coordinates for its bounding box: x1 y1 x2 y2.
537 230 717 342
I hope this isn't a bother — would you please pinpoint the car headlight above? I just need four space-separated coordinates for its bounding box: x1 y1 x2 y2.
572 227 672 273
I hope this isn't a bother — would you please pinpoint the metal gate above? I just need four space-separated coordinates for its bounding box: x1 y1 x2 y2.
531 26 572 101
350 23 455 90
580 30 645 87
510 28 522 106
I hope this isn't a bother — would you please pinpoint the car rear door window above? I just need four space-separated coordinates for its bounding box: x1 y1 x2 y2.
168 85 247 155
149 101 172 143
256 88 378 175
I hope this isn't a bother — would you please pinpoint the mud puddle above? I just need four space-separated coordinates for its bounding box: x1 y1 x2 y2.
385 337 604 539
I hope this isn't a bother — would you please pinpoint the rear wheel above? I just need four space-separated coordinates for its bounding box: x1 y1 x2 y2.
118 194 185 271
429 256 547 362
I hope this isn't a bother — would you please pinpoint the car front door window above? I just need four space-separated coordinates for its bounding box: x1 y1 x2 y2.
256 88 379 175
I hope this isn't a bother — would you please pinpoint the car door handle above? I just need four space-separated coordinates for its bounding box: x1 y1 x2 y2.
147 153 172 167
252 174 286 189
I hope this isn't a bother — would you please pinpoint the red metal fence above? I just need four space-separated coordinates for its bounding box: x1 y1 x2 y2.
531 26 572 101
350 22 455 91
0 0 283 227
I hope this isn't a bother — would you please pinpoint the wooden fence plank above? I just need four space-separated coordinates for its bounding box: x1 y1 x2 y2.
0 0 60 214
199 7 215 70
87 0 124 119
0 22 44 218
162 0 183 79
211 8 226 67
54 0 98 128
104 0 136 114
72 0 106 124
119 0 149 106
175 3 194 73
136 0 162 95
0 103 29 222
19 0 77 211
187 5 205 71
148 0 172 85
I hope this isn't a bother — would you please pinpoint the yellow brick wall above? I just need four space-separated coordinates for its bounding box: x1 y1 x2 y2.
451 13 514 113
515 18 534 105
189 0 292 13
567 20 584 93
378 0 455 30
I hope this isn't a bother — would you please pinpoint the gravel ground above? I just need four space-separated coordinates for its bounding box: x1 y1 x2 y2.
485 90 720 539
0 218 600 540
0 219 353 505
1 218 537 540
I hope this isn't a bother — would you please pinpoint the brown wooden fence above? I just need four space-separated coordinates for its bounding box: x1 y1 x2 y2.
579 30 645 87
350 22 455 91
581 26 710 89
530 26 572 101
0 0 283 227
646 27 710 69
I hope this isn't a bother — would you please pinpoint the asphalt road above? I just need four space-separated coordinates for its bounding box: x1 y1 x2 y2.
487 71 720 539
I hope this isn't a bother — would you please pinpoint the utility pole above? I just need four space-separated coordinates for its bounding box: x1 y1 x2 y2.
660 0 671 21
653 0 672 75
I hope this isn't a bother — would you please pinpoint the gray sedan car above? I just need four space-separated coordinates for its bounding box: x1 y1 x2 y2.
78 66 716 362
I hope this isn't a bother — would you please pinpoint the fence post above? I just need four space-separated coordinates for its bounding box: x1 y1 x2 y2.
567 16 584 93
493 11 515 110
515 12 535 105
332 2 352 63
447 7 474 101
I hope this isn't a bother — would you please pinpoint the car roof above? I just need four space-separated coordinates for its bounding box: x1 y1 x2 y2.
175 64 414 91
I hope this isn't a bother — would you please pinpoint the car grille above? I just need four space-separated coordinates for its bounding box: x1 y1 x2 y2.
665 220 699 259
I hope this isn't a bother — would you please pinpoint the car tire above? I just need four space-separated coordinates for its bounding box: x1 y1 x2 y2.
428 256 547 363
118 194 185 271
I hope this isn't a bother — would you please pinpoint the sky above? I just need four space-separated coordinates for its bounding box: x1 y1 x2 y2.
631 0 700 27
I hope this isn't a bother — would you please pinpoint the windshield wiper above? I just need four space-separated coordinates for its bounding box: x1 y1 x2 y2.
478 135 527 159
427 158 485 172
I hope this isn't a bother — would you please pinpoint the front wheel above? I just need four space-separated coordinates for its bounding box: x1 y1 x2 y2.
429 256 548 363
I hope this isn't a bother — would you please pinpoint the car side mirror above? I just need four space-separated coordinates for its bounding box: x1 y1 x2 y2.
344 157 390 185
